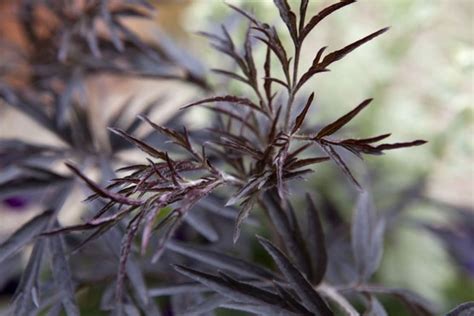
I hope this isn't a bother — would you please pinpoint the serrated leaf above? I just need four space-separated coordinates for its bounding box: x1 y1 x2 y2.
274 0 298 43
300 0 356 40
108 127 167 160
292 92 315 134
316 99 373 139
319 28 389 70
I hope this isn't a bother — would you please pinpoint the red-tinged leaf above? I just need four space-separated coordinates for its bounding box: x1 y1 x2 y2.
263 47 274 110
287 143 312 161
305 195 328 285
244 27 257 84
267 106 282 144
108 127 167 160
319 27 390 69
312 46 328 67
233 196 257 243
116 212 145 308
316 98 373 139
286 156 330 170
274 142 289 199
274 0 298 43
292 92 315 134
182 95 269 117
66 163 143 206
141 206 162 254
374 140 427 151
299 0 309 32
300 0 356 41
226 4 259 25
165 153 182 187
226 172 271 207
320 143 362 190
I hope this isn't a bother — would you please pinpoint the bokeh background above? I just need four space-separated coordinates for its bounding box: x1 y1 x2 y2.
1 0 473 313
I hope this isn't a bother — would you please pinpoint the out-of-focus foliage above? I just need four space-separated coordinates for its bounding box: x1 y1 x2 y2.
0 0 472 315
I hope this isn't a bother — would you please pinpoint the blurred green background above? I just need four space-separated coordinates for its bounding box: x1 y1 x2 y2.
1 0 472 313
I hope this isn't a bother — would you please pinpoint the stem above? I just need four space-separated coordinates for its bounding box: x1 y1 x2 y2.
284 42 302 132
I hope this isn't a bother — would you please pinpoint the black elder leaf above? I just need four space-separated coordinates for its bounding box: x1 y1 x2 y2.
320 142 362 190
166 240 277 280
292 92 315 134
351 191 385 281
174 265 304 315
300 0 356 41
0 209 53 263
318 27 389 70
305 194 328 285
257 236 334 315
274 0 298 43
315 98 373 139
48 235 80 316
108 127 167 160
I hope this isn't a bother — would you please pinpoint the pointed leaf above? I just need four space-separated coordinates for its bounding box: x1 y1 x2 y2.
167 240 276 280
305 194 328 285
292 92 315 134
257 236 333 315
0 209 53 263
48 235 80 316
316 98 373 139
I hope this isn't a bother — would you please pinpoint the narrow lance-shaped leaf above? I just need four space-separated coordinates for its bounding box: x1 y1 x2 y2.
320 143 362 190
182 95 269 117
233 196 257 243
66 163 142 206
305 194 328 285
351 191 385 280
257 236 334 315
316 98 373 139
318 27 389 70
292 92 315 134
300 0 356 41
115 212 145 311
11 240 46 315
274 0 298 43
167 240 276 280
108 127 167 160
174 265 304 315
0 209 53 263
48 235 80 316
